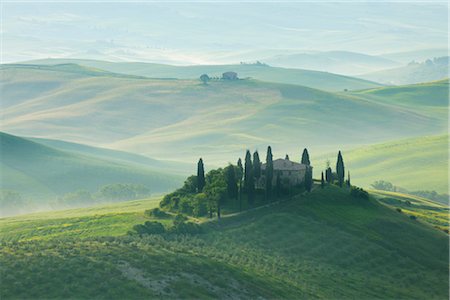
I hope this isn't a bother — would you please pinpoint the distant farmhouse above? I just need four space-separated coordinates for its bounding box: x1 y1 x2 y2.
222 71 238 80
258 157 311 188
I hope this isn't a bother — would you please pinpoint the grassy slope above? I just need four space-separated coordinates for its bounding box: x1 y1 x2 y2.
316 135 449 193
27 136 193 175
24 58 383 92
359 61 448 85
370 190 449 231
0 186 448 299
0 132 183 199
1 65 446 165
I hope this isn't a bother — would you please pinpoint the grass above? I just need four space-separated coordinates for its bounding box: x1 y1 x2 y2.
370 189 449 232
1 64 446 167
0 186 448 299
0 132 183 200
316 135 449 193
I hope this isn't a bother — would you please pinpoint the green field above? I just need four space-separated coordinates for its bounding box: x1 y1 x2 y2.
0 186 448 299
316 135 449 193
370 190 449 232
0 132 183 200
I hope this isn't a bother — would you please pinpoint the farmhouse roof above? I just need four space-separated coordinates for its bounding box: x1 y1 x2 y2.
261 158 309 171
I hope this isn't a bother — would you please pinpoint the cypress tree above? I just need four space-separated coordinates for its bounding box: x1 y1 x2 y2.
305 167 313 192
265 146 274 202
301 148 310 165
197 158 205 192
276 171 282 198
225 164 238 200
237 158 243 211
285 154 290 160
336 151 345 187
321 171 325 188
244 150 255 206
347 171 351 187
325 167 332 183
253 151 261 180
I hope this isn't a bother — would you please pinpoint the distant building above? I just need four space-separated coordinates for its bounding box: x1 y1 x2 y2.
257 157 311 188
222 71 238 80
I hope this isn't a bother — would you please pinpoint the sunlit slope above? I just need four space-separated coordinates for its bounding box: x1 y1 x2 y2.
0 132 183 198
316 135 449 193
0 187 448 299
24 58 383 91
351 79 449 108
370 190 448 231
1 65 446 164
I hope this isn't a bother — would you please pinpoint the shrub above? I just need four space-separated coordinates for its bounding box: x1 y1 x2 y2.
350 187 369 200
192 193 208 217
396 208 402 213
144 208 169 219
170 221 202 235
409 215 417 220
132 221 165 236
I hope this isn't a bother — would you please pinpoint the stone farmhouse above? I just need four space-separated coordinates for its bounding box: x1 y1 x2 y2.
258 157 311 188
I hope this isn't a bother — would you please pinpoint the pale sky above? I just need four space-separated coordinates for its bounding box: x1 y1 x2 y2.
1 1 448 64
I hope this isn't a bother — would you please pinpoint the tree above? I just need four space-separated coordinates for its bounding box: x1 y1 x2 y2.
253 151 261 180
285 154 289 160
225 164 238 200
347 171 351 187
237 158 244 211
336 151 345 187
304 167 313 192
244 150 255 206
200 74 210 84
301 148 310 165
276 171 282 198
325 167 332 183
204 169 226 219
321 171 325 189
265 146 274 202
197 158 206 192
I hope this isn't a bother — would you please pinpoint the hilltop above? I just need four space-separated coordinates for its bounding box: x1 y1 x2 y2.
23 58 383 92
0 186 448 299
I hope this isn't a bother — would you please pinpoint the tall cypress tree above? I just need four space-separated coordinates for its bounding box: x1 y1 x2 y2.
336 151 345 187
321 171 325 189
301 148 310 165
265 146 274 201
304 167 313 192
347 171 351 187
276 171 282 198
244 150 255 206
325 167 332 183
253 151 261 180
237 158 243 211
225 164 238 200
197 158 205 192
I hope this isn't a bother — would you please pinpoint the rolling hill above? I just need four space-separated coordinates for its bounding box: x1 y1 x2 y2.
23 59 383 92
359 57 449 85
262 50 401 75
315 135 449 194
1 64 447 167
0 132 183 201
0 186 448 299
